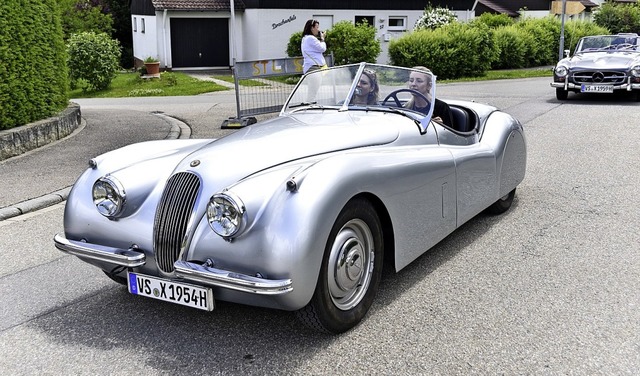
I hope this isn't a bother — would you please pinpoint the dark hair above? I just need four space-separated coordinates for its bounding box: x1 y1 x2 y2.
362 69 379 103
303 19 318 36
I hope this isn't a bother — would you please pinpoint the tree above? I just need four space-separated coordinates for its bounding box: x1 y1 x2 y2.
593 1 640 34
325 20 381 65
58 0 114 40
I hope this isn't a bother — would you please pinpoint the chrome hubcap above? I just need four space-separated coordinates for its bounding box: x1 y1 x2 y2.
327 219 374 310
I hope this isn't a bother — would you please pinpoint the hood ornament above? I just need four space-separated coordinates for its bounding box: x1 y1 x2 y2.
190 160 201 167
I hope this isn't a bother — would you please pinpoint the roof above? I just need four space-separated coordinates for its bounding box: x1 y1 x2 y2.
578 0 598 7
477 0 518 16
151 0 245 11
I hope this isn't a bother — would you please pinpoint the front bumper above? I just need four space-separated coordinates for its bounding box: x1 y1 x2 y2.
551 78 640 91
54 233 293 295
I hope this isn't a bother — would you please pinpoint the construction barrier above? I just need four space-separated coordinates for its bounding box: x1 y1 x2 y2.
221 54 333 128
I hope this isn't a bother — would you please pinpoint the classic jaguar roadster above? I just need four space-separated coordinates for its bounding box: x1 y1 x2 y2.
551 33 640 100
55 63 526 334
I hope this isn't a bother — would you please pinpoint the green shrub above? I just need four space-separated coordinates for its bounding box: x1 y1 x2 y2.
389 22 496 80
0 0 69 130
471 13 515 28
326 20 381 65
594 1 640 34
516 17 561 66
286 31 303 57
492 26 527 69
67 31 121 91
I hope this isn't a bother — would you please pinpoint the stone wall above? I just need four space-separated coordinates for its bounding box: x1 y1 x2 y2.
0 102 81 161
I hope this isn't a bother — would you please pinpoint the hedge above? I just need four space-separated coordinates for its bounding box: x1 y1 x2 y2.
0 0 68 130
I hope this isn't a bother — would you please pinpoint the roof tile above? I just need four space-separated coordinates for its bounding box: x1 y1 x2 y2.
151 0 245 11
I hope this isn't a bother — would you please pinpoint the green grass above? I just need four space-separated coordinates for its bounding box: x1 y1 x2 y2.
69 67 553 99
440 67 554 83
70 71 229 98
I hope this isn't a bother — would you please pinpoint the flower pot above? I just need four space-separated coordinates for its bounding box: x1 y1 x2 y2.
144 62 160 75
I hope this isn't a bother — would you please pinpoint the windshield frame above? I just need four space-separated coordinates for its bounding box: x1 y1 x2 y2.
281 63 437 131
575 34 640 54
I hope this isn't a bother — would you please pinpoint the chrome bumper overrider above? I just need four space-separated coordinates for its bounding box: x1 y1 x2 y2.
53 233 293 295
54 233 146 267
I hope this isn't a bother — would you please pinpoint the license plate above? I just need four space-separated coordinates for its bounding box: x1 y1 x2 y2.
128 272 214 311
581 84 614 93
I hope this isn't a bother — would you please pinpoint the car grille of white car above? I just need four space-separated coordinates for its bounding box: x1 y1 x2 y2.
153 172 201 273
572 70 626 84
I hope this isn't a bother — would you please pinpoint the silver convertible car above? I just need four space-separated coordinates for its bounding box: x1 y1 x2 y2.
55 63 526 334
551 33 640 100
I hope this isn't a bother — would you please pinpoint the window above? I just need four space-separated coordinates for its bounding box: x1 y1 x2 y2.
133 17 137 32
141 18 145 33
355 16 374 27
388 16 407 31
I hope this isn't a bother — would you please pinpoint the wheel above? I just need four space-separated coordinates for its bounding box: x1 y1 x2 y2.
382 88 428 108
485 189 516 215
296 198 383 334
556 88 568 100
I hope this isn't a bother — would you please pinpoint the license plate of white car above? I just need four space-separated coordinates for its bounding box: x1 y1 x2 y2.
581 84 614 93
128 272 214 311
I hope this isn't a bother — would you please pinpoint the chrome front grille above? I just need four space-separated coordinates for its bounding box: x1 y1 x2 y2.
154 172 201 273
571 70 626 84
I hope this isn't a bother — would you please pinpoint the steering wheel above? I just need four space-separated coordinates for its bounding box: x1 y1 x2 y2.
382 88 429 108
617 43 634 50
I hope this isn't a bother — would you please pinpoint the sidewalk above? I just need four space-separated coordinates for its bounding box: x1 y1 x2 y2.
0 86 245 220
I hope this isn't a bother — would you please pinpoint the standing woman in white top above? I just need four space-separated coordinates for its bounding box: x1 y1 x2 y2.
301 19 327 74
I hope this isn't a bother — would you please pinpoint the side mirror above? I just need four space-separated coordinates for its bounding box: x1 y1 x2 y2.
564 49 570 58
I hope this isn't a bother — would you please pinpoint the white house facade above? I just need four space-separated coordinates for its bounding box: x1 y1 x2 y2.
129 0 605 70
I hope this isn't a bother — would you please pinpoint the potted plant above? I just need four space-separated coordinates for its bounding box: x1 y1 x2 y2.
144 56 160 75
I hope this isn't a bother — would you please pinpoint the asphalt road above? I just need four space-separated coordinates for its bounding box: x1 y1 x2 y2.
1 79 639 375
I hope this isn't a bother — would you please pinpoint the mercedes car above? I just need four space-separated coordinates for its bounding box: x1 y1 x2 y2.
551 33 640 100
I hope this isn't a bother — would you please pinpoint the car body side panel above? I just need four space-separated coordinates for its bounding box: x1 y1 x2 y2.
184 145 457 310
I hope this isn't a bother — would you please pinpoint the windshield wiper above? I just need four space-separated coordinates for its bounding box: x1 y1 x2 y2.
288 101 318 109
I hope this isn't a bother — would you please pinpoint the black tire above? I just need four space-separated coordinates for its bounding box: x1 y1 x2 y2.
556 88 568 100
103 270 127 285
485 189 516 215
296 198 383 334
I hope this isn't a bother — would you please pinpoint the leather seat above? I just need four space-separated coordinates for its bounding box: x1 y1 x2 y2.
450 106 472 132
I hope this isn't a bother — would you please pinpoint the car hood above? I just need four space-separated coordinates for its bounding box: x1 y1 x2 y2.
564 52 640 69
175 111 400 185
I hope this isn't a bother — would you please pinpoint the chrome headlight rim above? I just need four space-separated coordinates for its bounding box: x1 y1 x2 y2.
630 65 640 77
554 65 568 77
92 175 126 218
206 191 246 238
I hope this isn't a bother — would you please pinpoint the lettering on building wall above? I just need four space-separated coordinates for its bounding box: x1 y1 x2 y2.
272 15 296 30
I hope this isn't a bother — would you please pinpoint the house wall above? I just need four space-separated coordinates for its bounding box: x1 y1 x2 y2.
131 14 160 65
241 9 441 64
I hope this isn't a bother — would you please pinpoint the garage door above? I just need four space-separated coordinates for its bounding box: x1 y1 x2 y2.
170 18 229 68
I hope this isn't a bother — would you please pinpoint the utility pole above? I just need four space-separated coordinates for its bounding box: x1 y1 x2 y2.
558 0 567 60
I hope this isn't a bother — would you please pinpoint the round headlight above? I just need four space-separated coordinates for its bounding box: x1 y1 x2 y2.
555 65 568 77
631 65 640 77
92 176 126 218
207 193 245 238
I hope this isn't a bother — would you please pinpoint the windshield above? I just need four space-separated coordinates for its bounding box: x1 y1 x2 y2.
576 34 640 53
282 63 436 130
